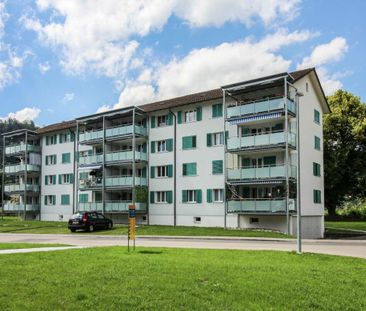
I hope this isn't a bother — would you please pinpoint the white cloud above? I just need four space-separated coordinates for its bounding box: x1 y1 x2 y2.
63 92 74 102
96 105 112 113
38 61 50 73
23 0 302 77
0 107 41 122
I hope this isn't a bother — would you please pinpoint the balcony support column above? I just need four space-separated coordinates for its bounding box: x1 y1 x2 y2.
132 107 136 209
74 121 80 214
23 131 28 220
102 116 106 215
223 89 227 230
1 135 5 219
284 77 290 235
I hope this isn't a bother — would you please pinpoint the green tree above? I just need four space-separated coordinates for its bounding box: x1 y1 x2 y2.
324 90 366 215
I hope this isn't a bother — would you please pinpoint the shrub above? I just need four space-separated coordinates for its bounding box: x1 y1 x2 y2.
336 198 366 219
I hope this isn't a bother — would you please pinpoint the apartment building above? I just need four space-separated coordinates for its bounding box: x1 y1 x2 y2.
1 68 329 238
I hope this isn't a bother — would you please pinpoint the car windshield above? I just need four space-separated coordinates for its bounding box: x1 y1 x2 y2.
70 213 83 219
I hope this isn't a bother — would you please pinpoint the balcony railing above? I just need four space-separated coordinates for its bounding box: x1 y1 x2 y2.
227 164 296 181
79 150 147 166
5 144 40 154
79 176 148 189
3 203 40 212
78 202 147 212
4 164 41 174
227 199 296 213
227 97 295 119
79 125 147 143
4 184 40 192
227 132 296 151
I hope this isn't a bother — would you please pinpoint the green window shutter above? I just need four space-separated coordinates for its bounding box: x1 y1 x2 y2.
45 156 48 165
62 153 71 164
151 141 155 153
151 116 155 128
313 190 321 203
196 190 202 203
45 176 49 185
182 190 187 203
182 136 189 149
150 191 155 204
191 163 197 175
207 133 212 147
207 189 212 203
46 136 49 145
212 160 223 174
79 194 88 203
71 132 75 142
167 165 173 177
141 167 147 178
44 196 47 205
314 136 321 150
263 156 276 166
167 138 173 151
212 104 217 118
61 195 70 205
182 163 187 176
314 109 320 124
217 103 223 117
150 166 155 178
225 131 229 144
167 113 173 126
167 191 173 204
196 106 202 121
313 162 321 176
242 158 251 167
58 175 62 184
177 111 182 124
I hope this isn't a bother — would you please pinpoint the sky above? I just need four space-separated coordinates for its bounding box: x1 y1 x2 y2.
0 0 365 127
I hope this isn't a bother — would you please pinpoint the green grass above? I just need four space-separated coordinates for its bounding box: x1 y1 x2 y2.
0 243 69 250
0 217 289 238
0 247 365 310
325 221 366 232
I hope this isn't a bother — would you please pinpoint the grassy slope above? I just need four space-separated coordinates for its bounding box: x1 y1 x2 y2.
0 217 289 238
0 243 68 250
325 221 366 232
0 247 365 310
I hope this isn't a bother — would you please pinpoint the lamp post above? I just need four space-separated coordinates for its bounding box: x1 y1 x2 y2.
296 91 304 254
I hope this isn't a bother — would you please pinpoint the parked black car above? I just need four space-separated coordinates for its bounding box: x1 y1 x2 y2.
68 212 113 232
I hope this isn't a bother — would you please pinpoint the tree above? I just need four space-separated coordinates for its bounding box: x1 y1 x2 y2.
324 90 366 215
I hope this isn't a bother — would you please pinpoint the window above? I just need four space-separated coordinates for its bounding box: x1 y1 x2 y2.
313 190 321 204
313 162 321 177
79 194 88 203
212 160 223 174
207 189 224 203
184 110 197 123
45 175 56 185
314 136 321 150
151 113 173 128
182 136 196 149
46 135 57 145
182 190 202 203
150 191 173 204
61 194 70 205
59 132 74 143
157 166 167 178
156 191 167 203
212 103 223 118
183 163 197 176
157 115 167 127
178 107 202 123
44 195 56 206
45 154 57 165
314 109 320 124
207 132 224 147
157 140 167 152
151 165 173 178
150 139 173 153
194 217 201 224
62 153 71 164
59 173 73 184
250 217 259 224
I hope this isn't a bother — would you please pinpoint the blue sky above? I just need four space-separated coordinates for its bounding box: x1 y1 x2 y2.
0 0 364 126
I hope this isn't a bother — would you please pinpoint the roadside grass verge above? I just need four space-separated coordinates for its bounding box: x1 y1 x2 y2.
0 243 69 250
0 217 289 238
0 247 365 310
325 221 366 232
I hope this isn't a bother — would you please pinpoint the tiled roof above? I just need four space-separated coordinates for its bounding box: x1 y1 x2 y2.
36 120 76 134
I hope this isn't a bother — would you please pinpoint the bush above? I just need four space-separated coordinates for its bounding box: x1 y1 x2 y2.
336 198 366 219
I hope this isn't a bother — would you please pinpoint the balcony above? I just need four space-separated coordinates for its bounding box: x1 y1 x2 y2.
79 125 147 143
4 184 40 193
78 202 147 213
227 164 296 182
227 132 296 151
4 164 41 174
5 144 40 155
3 203 40 212
227 199 296 213
79 176 148 189
227 97 295 119
79 150 147 166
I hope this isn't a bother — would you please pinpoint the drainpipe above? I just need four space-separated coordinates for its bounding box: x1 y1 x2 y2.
169 109 177 227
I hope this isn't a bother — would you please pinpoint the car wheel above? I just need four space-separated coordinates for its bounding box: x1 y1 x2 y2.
88 224 94 232
70 229 76 233
108 222 113 230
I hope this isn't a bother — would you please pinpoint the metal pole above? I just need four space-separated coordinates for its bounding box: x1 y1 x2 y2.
169 109 177 227
24 131 28 220
74 122 80 214
132 108 136 207
102 116 106 215
146 115 150 225
223 89 228 229
296 92 303 253
1 135 5 220
71 128 76 215
284 77 290 235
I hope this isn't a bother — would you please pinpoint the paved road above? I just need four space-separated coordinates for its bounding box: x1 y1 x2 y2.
0 233 365 259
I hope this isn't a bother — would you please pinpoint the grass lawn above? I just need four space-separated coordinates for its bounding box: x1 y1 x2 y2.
325 221 366 232
0 247 365 310
0 243 69 250
0 216 289 238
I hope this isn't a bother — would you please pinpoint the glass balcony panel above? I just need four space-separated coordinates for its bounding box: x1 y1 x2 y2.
227 165 296 180
4 203 40 212
5 144 40 154
227 199 287 213
4 184 39 192
4 164 40 174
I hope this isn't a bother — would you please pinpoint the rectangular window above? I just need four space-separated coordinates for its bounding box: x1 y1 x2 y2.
212 103 223 118
313 190 321 204
207 132 224 147
62 153 71 164
182 189 202 203
157 166 167 178
182 136 196 149
213 189 223 202
157 115 167 127
184 110 197 123
194 217 201 224
187 190 196 203
45 175 57 185
59 132 74 143
79 193 88 203
313 162 321 177
61 194 70 205
183 163 197 176
44 195 56 206
46 135 57 145
59 173 73 184
314 136 321 150
212 160 223 174
45 154 57 165
157 140 167 152
156 191 167 203
314 109 320 124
